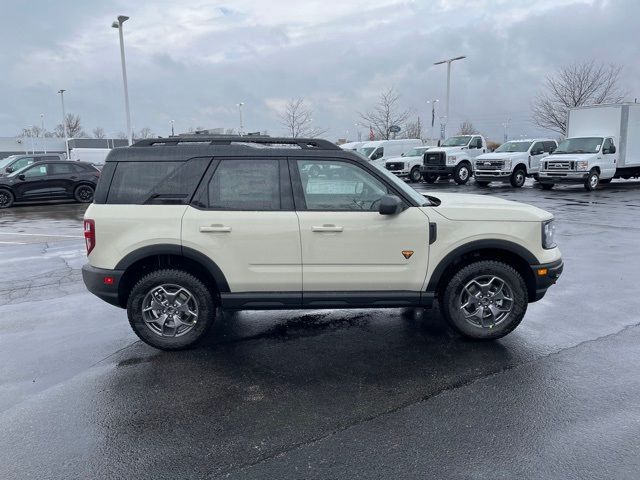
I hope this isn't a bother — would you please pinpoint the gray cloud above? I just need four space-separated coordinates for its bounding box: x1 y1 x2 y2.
0 0 636 141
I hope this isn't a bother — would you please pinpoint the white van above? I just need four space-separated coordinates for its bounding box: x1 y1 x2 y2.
339 141 366 151
357 139 423 167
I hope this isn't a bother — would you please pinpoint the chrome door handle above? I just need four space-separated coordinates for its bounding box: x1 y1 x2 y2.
311 225 343 233
199 225 232 233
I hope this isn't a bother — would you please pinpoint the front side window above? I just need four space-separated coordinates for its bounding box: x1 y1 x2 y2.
370 147 383 160
531 142 544 154
543 141 557 153
12 157 35 171
207 159 280 210
471 137 482 148
297 160 388 211
602 138 615 153
22 164 48 178
49 163 75 175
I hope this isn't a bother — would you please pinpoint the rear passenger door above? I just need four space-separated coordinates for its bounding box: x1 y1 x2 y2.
47 162 78 198
181 158 302 298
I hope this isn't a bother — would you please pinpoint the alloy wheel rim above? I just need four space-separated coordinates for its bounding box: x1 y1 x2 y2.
78 187 93 201
459 167 469 180
0 193 8 206
142 284 199 337
590 175 598 188
458 275 514 329
516 173 524 185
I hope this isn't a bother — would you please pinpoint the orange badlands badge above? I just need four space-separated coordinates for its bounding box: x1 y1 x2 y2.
402 250 414 259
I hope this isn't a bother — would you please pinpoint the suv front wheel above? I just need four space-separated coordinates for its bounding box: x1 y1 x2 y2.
127 269 217 350
441 260 528 340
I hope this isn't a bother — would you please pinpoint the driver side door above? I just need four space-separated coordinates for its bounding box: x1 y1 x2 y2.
291 158 430 292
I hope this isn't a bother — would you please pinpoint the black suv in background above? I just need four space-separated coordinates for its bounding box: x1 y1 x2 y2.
0 160 100 208
0 153 65 176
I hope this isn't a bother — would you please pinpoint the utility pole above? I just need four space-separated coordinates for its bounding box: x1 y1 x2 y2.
57 89 70 159
237 102 244 135
40 113 46 153
112 15 133 146
433 56 466 139
170 120 175 137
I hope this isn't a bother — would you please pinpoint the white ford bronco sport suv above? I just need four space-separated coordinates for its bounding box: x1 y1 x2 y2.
82 136 563 350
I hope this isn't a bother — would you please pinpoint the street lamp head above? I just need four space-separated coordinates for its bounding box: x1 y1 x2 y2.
452 55 467 61
117 15 129 23
57 89 65 94
111 21 119 28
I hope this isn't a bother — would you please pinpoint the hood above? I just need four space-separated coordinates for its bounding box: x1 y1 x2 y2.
545 153 596 162
384 155 406 164
427 146 466 154
475 152 526 162
424 192 552 222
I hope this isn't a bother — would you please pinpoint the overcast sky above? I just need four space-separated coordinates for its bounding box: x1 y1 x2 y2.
0 0 637 142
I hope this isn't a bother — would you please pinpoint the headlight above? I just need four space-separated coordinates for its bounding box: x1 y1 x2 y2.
446 156 457 166
542 219 557 249
503 159 512 170
576 160 589 171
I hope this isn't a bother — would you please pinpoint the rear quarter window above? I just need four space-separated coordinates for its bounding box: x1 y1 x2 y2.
105 158 210 204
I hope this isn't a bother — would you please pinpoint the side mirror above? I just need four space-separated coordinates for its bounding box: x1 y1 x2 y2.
379 194 402 215
18 174 26 181
5 167 13 173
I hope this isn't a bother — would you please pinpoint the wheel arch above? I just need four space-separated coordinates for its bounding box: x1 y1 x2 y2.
514 163 528 174
115 244 230 308
427 240 538 302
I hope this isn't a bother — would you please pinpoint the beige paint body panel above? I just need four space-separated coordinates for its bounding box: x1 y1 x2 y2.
86 204 186 269
181 207 301 292
296 207 430 291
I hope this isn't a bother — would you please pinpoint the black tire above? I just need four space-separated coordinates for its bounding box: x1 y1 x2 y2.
541 183 554 190
127 269 217 351
423 173 439 184
0 189 14 209
584 169 600 191
453 163 471 185
532 174 540 182
409 167 422 183
510 168 526 188
475 180 490 187
440 260 528 340
74 184 95 203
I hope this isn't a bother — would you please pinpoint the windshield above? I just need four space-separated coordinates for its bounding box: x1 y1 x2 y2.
403 147 428 157
495 141 532 153
441 136 471 147
0 155 19 169
357 147 376 158
373 164 429 206
555 137 603 154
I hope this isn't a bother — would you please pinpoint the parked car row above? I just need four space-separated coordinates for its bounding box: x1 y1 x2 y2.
375 103 640 191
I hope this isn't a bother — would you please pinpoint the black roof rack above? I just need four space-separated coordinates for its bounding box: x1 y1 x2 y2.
132 136 340 151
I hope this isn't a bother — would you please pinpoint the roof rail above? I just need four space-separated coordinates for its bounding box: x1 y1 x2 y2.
131 136 340 150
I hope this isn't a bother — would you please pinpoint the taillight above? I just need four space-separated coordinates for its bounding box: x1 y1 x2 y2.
84 219 95 255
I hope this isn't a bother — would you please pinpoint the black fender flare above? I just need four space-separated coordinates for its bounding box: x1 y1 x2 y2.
114 244 230 292
426 239 538 293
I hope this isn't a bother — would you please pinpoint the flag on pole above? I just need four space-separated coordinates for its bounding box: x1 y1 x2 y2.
369 126 375 140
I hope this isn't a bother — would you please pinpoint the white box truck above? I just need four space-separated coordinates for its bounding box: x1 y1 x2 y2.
539 103 640 191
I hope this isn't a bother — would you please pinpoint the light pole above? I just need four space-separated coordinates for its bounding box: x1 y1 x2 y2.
40 113 47 153
354 123 362 142
170 120 175 137
27 126 35 154
502 118 511 143
237 102 244 135
112 15 133 146
433 55 466 139
57 89 70 159
426 99 439 142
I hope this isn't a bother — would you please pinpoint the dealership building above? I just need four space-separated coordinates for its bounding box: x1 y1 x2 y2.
0 137 128 159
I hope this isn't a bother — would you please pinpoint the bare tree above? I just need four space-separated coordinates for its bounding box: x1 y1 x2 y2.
116 131 128 139
92 127 106 139
359 87 411 140
278 97 327 138
532 61 627 135
54 113 86 138
17 126 44 138
405 117 422 140
457 121 479 135
137 127 154 139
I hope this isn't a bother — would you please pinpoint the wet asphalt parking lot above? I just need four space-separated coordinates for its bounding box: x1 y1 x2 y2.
1 179 639 479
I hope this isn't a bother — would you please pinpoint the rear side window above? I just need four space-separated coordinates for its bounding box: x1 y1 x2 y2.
106 158 210 204
206 159 280 210
49 163 75 175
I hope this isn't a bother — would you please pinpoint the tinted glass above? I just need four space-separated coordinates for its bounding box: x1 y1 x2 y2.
297 160 388 211
603 138 614 152
50 163 75 175
23 164 48 178
12 157 34 170
543 141 556 152
107 158 209 204
207 159 280 210
43 156 61 162
531 142 544 153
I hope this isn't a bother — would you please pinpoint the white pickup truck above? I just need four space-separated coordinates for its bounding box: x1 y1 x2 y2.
420 135 488 184
473 139 557 187
538 104 640 191
383 145 432 182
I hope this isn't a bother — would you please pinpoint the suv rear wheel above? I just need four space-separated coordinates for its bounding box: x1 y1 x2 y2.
127 269 217 350
74 184 95 203
453 163 471 185
440 260 528 340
